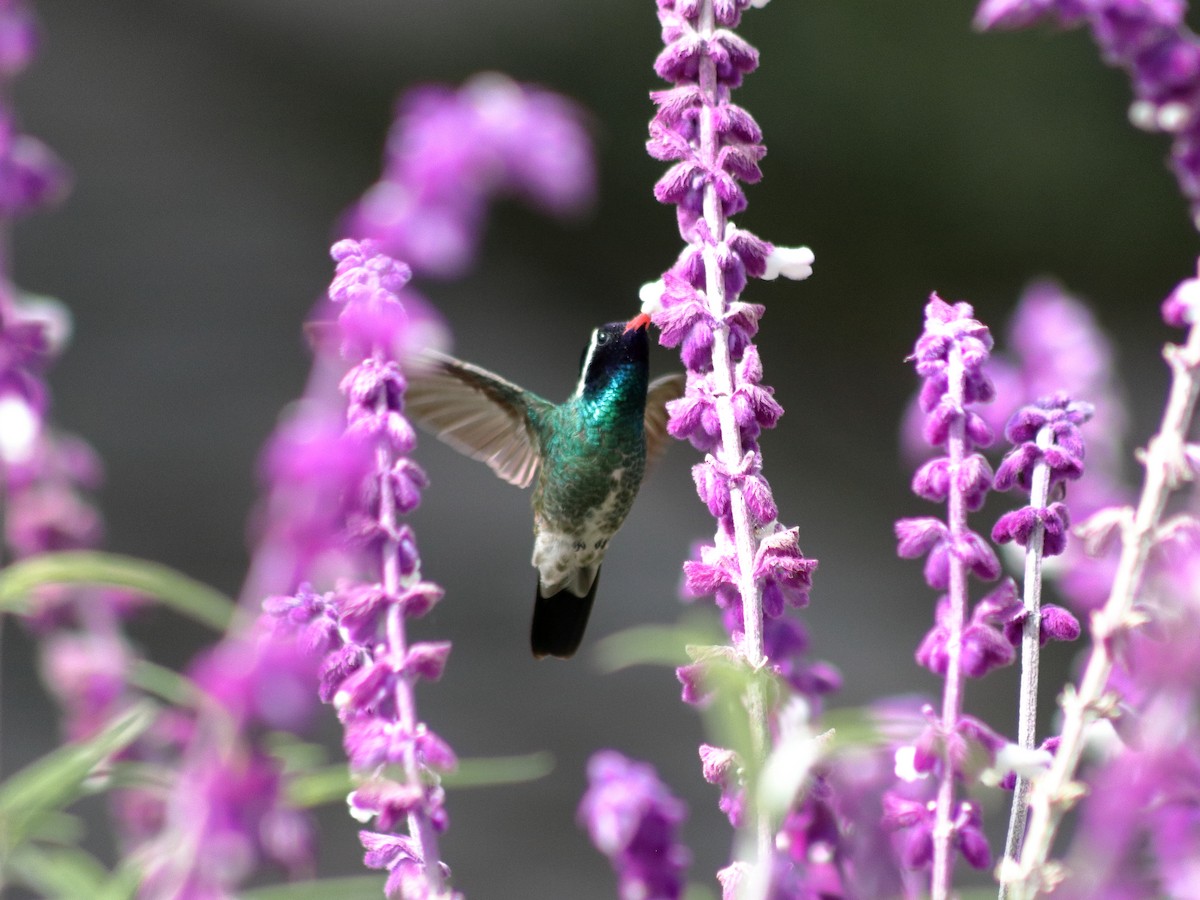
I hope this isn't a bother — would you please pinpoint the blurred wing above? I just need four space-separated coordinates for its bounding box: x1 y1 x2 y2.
644 373 686 469
405 351 548 489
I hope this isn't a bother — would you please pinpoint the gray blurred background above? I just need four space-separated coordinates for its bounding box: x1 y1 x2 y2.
2 0 1195 896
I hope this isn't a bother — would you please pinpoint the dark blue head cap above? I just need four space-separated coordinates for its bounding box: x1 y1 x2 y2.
578 314 650 396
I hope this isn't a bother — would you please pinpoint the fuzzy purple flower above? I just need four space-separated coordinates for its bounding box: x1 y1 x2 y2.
0 285 100 582
971 577 1080 650
347 74 594 278
991 392 1092 577
990 390 1087 871
993 394 1092 493
38 629 130 740
580 750 691 900
0 3 67 217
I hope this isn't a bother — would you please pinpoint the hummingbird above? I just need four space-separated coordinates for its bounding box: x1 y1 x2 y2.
404 312 683 659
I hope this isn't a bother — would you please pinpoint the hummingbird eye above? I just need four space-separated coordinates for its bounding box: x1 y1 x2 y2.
595 331 610 346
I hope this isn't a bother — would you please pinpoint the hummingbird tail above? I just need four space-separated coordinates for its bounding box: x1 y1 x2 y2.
531 569 601 660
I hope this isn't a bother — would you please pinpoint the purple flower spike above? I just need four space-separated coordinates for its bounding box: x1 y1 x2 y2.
580 751 691 900
896 293 1006 894
992 390 1092 873
263 239 459 897
644 0 829 888
993 394 1092 558
347 74 594 278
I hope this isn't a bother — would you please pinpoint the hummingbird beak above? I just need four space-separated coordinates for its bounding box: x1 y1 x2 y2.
624 312 652 333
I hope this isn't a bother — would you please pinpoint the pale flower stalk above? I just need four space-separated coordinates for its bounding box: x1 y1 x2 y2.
1001 280 1200 897
642 0 819 891
989 395 1090 883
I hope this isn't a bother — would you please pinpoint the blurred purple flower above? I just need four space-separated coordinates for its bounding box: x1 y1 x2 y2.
0 3 68 219
262 239 459 898
1063 540 1200 896
0 5 176 863
0 0 36 76
1163 272 1200 328
347 73 594 278
39 630 130 741
141 748 315 898
773 776 849 898
0 118 68 217
579 750 691 900
976 1 1200 229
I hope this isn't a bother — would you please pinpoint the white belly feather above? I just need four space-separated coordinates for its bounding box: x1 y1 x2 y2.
532 472 627 596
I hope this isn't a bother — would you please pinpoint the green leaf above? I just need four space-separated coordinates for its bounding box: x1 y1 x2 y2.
4 844 111 898
264 732 330 773
104 761 173 794
127 659 206 708
441 751 554 789
0 551 234 631
593 614 724 672
286 753 555 808
95 863 140 900
239 875 387 900
285 765 354 809
0 702 156 850
817 706 887 752
25 810 85 846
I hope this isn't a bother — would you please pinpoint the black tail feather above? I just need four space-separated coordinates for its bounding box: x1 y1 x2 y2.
531 570 601 659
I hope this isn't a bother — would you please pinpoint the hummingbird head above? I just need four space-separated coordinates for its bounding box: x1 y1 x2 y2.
576 315 650 399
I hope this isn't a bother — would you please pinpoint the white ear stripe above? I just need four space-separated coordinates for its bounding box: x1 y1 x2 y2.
573 327 603 398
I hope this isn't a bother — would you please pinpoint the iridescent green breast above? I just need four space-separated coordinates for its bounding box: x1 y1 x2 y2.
531 362 648 531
